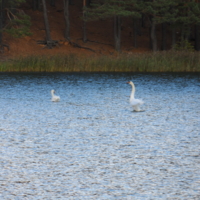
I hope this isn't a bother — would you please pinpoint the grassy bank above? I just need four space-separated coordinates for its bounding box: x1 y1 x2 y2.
0 51 200 72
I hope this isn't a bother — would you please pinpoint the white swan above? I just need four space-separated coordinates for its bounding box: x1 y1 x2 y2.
51 89 60 102
127 81 144 112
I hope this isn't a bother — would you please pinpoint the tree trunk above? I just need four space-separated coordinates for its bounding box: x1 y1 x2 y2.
33 0 41 11
195 24 200 51
83 20 87 42
64 0 70 40
32 0 36 10
39 0 59 48
50 0 56 7
141 14 145 28
0 0 4 45
150 17 157 51
114 15 121 52
133 18 137 48
42 0 52 41
0 0 9 52
83 0 87 42
161 22 166 50
87 0 91 6
172 24 176 49
69 0 74 5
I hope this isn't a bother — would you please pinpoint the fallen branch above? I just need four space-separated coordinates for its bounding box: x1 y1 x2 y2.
68 40 95 52
37 40 59 49
87 39 113 47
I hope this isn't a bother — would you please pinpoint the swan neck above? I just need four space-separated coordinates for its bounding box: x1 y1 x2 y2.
130 84 135 99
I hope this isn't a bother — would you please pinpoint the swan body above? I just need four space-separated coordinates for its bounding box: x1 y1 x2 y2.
127 81 144 112
51 90 60 102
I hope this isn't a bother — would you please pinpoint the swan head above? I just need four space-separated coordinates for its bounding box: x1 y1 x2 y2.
127 81 134 86
51 89 55 94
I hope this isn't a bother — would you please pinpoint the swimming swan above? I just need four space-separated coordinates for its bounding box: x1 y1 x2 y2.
127 81 144 111
51 90 60 102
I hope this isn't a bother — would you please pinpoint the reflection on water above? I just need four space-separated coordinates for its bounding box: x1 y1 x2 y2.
0 73 200 199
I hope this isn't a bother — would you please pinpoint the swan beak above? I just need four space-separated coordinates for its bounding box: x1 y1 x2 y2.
127 81 130 84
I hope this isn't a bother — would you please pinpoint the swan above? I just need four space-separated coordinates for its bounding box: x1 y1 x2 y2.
51 89 60 102
127 81 144 112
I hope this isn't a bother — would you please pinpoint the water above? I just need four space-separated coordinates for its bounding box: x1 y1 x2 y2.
0 72 199 200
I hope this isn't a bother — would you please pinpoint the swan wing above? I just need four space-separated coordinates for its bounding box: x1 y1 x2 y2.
52 95 60 102
130 99 144 111
130 98 144 106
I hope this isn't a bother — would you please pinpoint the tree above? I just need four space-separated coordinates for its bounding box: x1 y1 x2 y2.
1 0 31 38
161 22 167 50
175 0 200 50
32 0 41 10
50 0 56 7
0 0 5 51
37 0 58 48
142 0 178 51
195 23 200 50
86 0 142 51
64 0 70 40
114 15 121 51
0 0 31 52
83 0 87 42
42 0 51 41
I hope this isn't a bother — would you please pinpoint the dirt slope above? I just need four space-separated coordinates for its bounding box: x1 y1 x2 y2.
2 0 152 59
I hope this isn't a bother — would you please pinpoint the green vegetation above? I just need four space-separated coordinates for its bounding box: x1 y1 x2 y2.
5 13 32 38
85 0 200 51
0 0 32 38
173 40 195 52
0 51 199 72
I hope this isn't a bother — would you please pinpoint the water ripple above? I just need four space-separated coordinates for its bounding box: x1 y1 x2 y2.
0 73 200 199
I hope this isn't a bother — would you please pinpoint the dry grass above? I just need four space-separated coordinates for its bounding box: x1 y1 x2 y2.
0 51 200 72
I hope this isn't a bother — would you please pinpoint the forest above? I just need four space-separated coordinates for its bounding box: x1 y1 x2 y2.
0 0 200 72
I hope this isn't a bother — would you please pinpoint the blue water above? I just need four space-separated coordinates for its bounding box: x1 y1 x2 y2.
0 72 200 199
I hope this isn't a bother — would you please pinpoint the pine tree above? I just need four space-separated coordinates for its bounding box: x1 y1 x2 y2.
32 0 42 11
0 0 31 52
64 0 70 41
85 0 142 51
173 0 200 50
142 0 178 51
37 0 58 48
0 0 32 38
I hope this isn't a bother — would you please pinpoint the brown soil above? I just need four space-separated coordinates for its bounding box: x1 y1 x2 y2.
2 0 152 60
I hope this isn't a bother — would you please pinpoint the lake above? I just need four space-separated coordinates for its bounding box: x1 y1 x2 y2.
0 72 199 199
